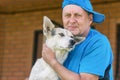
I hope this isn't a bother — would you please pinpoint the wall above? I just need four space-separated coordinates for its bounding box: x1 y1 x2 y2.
0 9 62 80
0 15 5 79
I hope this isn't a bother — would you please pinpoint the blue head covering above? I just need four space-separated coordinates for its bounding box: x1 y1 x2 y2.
62 0 105 23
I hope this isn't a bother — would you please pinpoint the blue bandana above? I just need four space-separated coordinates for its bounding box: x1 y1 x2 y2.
62 0 105 23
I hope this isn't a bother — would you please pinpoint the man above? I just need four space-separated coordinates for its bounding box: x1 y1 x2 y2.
42 0 114 80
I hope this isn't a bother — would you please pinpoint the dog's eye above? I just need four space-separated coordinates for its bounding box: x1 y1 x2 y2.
59 33 64 37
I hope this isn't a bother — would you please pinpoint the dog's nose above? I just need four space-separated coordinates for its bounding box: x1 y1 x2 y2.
70 40 76 46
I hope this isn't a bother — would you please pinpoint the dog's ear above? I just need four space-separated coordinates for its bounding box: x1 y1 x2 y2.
43 16 55 38
74 36 85 43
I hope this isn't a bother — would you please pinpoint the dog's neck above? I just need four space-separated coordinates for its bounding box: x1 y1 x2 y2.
54 48 69 64
46 43 69 64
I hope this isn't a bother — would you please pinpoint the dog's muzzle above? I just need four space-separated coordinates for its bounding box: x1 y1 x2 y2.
69 39 76 48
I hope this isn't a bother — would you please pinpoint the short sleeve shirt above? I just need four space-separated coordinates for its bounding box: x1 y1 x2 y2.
63 28 114 80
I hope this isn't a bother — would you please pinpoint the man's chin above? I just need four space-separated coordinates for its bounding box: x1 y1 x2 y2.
71 31 80 36
66 28 81 36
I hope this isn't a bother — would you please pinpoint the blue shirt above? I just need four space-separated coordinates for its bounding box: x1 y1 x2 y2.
63 28 114 80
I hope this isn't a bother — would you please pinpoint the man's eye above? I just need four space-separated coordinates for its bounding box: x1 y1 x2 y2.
75 13 82 18
59 33 65 37
64 14 71 18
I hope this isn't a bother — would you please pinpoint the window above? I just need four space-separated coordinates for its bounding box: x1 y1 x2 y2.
32 30 43 66
116 24 120 79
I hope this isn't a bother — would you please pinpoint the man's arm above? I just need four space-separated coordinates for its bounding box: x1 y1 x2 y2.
42 44 99 80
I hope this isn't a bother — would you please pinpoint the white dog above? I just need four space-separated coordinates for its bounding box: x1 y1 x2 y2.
29 16 85 80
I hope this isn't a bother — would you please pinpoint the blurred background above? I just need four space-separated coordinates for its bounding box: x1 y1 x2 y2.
0 0 120 80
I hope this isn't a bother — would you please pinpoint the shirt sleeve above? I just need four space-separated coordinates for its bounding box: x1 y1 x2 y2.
79 35 113 78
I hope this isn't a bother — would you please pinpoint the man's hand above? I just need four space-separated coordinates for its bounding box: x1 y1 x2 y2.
42 44 57 67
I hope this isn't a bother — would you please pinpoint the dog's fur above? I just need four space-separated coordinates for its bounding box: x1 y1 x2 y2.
29 16 85 80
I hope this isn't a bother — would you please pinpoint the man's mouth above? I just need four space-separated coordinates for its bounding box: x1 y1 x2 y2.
67 26 77 31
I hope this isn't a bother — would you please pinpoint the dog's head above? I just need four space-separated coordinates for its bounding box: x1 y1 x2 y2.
43 16 85 51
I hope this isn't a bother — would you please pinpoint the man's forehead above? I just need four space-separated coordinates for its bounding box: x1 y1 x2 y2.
63 5 86 14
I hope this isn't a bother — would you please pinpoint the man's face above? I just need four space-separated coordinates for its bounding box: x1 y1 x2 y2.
62 5 93 37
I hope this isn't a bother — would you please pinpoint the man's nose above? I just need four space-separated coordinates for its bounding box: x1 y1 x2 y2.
69 16 76 23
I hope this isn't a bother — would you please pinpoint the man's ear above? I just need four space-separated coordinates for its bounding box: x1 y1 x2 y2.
74 36 85 43
43 16 55 38
89 14 93 23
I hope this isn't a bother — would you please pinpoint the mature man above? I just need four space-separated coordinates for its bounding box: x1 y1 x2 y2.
42 0 114 80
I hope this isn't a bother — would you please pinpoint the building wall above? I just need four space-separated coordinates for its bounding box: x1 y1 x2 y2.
0 9 62 80
0 15 6 79
0 1 120 80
